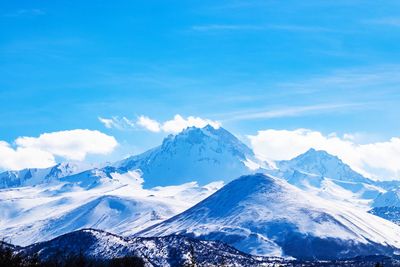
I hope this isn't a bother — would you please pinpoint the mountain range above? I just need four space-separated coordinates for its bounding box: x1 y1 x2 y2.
1 125 400 262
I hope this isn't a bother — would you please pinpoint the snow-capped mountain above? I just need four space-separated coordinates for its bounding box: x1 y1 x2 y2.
277 148 371 184
0 125 261 190
0 125 264 246
114 125 266 187
139 173 400 260
0 170 222 246
18 229 284 266
270 149 384 206
0 162 90 189
2 126 400 262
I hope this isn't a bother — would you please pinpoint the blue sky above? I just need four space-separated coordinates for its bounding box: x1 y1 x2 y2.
1 1 400 177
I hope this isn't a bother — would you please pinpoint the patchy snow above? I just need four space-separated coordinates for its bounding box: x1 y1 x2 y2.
19 229 286 267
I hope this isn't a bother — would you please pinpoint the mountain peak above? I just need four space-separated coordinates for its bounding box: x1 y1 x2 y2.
161 125 225 146
177 125 229 138
278 149 369 183
117 126 263 187
183 124 219 133
298 148 336 160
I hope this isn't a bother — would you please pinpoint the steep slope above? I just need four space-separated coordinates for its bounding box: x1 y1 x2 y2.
373 189 400 208
19 229 284 266
0 162 89 189
139 174 400 260
370 206 400 226
114 125 266 187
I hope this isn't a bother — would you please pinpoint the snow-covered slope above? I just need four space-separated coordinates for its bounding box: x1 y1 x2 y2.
139 174 400 260
19 229 283 267
0 125 264 245
0 171 222 246
115 125 267 187
0 162 90 189
2 126 400 261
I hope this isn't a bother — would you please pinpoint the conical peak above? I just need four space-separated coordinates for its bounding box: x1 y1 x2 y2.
160 125 249 151
291 148 345 166
301 148 334 158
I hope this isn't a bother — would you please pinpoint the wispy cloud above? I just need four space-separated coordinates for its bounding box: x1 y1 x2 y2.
267 24 334 32
220 103 366 122
277 65 400 95
365 18 400 27
192 24 265 31
98 116 135 130
191 24 333 33
3 9 45 18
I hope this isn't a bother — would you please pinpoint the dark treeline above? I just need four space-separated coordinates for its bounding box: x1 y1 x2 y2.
0 244 145 267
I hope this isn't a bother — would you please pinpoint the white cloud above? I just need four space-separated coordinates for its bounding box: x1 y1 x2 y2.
16 129 118 161
248 129 400 180
137 116 161 132
0 141 55 170
0 129 118 171
99 114 221 134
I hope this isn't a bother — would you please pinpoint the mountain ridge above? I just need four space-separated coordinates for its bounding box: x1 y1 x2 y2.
138 173 400 260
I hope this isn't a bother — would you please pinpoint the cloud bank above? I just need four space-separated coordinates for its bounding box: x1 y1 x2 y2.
0 129 118 171
99 114 221 134
248 129 400 180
